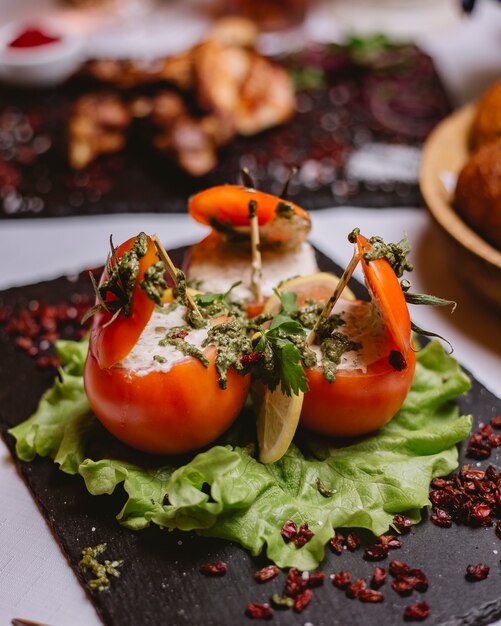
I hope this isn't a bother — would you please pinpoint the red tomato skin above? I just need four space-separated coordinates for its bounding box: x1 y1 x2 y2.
91 235 160 369
300 349 416 437
188 185 309 228
84 345 250 455
356 234 411 356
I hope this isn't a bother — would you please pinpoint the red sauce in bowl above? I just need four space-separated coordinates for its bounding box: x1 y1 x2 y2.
8 27 60 49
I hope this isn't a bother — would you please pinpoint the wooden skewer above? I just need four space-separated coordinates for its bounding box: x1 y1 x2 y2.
307 251 360 346
248 200 263 305
151 234 202 316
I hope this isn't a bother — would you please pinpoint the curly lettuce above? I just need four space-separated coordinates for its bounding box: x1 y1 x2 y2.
9 340 472 569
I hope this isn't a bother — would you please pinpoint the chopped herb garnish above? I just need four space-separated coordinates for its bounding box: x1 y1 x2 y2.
139 261 167 305
320 332 360 383
79 544 123 592
363 235 413 278
316 478 337 498
82 232 151 324
159 327 209 367
194 282 243 318
153 355 167 364
204 318 253 389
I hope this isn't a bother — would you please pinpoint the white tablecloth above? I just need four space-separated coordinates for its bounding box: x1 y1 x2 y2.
1 2 501 625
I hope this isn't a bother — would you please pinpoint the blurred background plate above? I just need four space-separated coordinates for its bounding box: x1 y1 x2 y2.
420 102 501 310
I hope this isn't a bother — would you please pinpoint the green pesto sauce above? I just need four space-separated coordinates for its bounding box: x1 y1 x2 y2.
139 261 167 305
275 201 295 219
79 544 123 592
320 332 361 384
159 327 209 367
203 318 252 389
153 354 167 364
173 269 206 329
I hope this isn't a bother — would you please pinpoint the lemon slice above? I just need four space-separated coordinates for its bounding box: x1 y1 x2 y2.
257 387 304 464
263 272 355 314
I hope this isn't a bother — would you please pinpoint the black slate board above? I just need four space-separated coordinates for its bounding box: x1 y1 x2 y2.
1 246 501 626
0 43 451 220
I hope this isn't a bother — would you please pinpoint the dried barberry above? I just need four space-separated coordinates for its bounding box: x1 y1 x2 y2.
392 578 414 596
360 589 384 603
379 534 401 549
245 602 273 620
404 601 431 621
406 569 429 592
293 588 313 613
255 565 279 583
346 578 367 599
199 562 227 576
331 571 352 589
281 520 298 543
490 416 501 429
285 568 306 597
306 571 325 588
389 561 411 577
371 567 386 589
393 514 412 534
465 564 490 582
430 508 452 528
329 533 345 555
364 544 389 561
294 523 314 547
346 532 360 551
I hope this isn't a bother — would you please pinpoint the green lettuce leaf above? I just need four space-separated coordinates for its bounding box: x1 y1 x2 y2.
9 340 472 569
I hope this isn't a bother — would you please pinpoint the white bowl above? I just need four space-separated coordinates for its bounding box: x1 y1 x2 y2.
0 22 84 88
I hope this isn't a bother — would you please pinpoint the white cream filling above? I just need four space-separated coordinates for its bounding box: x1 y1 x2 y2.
187 240 319 302
310 299 389 373
120 305 210 376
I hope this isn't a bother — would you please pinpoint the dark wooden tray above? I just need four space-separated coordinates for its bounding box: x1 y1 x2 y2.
1 246 500 626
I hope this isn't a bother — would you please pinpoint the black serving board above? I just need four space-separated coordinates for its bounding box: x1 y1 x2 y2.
0 42 451 219
1 246 501 626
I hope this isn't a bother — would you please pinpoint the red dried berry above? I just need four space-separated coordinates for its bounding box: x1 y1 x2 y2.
364 544 389 561
285 568 306 597
467 442 492 460
346 532 360 551
329 533 345 555
255 565 279 583
360 589 384 603
393 514 412 534
379 534 401 549
331 571 352 589
346 578 367 599
430 478 448 489
407 569 429 592
371 567 386 589
293 589 313 613
392 578 414 596
294 523 314 547
306 571 325 588
281 520 298 543
479 424 493 438
404 601 431 621
488 434 501 447
465 564 490 582
430 508 452 528
171 329 189 339
199 562 227 576
245 602 273 619
241 351 264 365
471 503 493 526
490 416 501 429
389 561 411 577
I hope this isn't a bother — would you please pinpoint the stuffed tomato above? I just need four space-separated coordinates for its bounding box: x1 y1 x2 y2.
265 234 416 438
84 233 250 455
